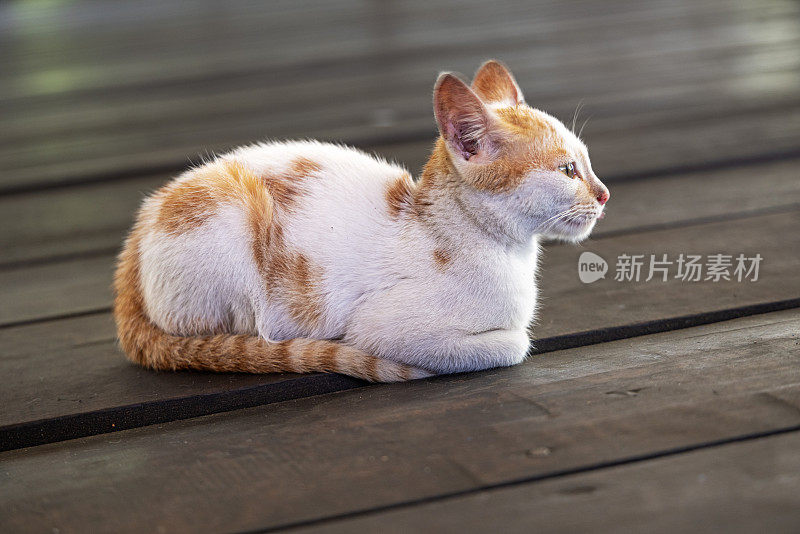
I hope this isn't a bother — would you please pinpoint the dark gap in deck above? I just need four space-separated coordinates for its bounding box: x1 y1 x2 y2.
0 307 111 330
0 248 120 273
530 297 800 354
0 374 363 453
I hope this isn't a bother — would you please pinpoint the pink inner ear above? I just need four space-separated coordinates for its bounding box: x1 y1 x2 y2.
434 74 490 160
446 118 479 160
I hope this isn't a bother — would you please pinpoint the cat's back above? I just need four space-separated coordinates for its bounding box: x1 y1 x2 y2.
227 140 410 203
227 139 415 262
139 139 412 261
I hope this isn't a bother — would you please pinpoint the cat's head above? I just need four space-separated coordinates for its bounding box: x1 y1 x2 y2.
431 60 609 243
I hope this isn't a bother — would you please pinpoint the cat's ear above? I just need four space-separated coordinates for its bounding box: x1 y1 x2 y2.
433 73 496 162
471 60 524 105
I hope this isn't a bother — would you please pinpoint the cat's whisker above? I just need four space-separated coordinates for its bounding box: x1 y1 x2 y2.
538 207 578 230
538 206 582 234
577 114 593 140
541 203 603 234
571 100 584 134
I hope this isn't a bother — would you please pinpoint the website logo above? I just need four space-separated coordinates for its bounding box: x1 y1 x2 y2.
578 251 608 284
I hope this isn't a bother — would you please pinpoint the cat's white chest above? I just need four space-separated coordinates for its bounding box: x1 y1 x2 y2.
448 244 539 331
489 249 539 327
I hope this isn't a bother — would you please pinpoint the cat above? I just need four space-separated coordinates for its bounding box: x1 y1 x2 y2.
114 60 609 382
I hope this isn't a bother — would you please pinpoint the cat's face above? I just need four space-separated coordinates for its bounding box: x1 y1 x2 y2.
433 61 609 243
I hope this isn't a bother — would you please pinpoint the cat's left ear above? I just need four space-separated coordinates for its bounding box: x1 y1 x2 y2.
471 60 524 105
433 73 497 162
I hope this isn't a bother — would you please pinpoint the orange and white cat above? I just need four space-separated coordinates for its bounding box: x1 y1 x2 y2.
114 61 609 382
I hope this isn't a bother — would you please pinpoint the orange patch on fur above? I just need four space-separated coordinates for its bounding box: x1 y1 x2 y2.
420 141 451 183
291 157 323 176
385 172 416 218
349 349 379 382
248 157 327 332
155 160 273 236
433 249 451 270
271 340 292 368
285 253 325 330
252 220 326 332
495 107 570 163
414 140 452 220
318 342 340 373
261 157 322 208
495 107 554 133
461 107 570 193
155 178 218 235
474 79 513 105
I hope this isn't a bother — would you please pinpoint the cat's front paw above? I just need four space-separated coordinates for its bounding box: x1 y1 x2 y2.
430 328 530 374
488 328 530 367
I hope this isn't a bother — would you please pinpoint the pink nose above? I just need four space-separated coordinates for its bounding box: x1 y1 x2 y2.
597 189 609 206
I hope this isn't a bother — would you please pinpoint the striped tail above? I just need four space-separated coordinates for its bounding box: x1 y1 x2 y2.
113 231 432 383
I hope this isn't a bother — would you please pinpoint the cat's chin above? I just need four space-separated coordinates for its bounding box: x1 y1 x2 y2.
541 218 597 243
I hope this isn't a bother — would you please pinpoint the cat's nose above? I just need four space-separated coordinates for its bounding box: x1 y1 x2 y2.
588 179 609 206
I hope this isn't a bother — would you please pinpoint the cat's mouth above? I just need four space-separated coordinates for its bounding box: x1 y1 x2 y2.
553 212 599 240
563 216 595 230
536 204 603 241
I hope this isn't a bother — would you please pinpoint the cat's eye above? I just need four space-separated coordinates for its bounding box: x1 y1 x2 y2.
558 162 578 179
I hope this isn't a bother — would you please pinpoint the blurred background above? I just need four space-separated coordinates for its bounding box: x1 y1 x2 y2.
3 3 800 531
2 0 800 271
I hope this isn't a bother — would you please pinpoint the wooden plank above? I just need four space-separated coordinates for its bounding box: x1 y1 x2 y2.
1 309 798 532
0 175 164 267
1 210 798 447
534 210 800 338
0 312 364 451
3 153 800 267
0 255 113 327
291 430 800 534
6 38 797 182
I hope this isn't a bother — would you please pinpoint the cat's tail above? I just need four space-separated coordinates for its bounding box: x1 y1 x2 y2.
113 230 432 383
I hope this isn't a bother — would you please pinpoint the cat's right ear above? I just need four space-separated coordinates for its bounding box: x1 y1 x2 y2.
433 73 496 162
471 60 524 105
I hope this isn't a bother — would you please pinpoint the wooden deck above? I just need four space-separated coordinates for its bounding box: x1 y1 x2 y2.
1 0 799 531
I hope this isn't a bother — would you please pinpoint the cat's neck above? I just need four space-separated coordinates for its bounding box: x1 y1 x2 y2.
411 139 538 256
